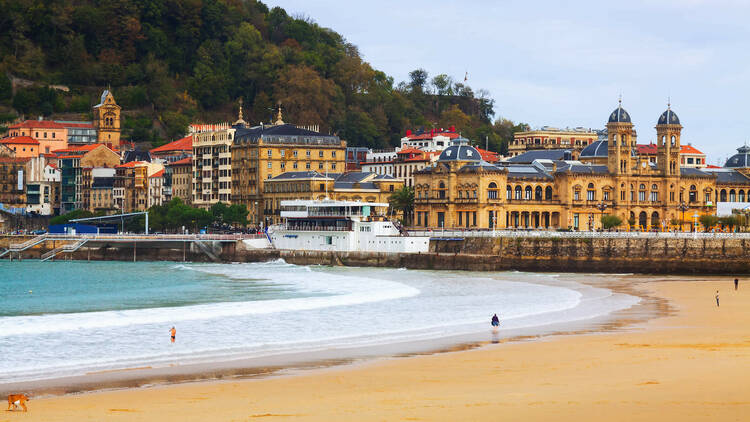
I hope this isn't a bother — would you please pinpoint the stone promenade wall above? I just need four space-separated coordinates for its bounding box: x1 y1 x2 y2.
3 235 749 274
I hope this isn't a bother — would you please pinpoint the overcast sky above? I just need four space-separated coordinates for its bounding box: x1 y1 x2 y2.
264 0 750 164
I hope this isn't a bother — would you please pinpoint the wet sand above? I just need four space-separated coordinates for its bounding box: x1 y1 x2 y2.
8 279 750 421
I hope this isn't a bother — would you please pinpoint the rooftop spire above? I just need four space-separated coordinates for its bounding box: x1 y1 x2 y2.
274 103 284 125
233 98 247 126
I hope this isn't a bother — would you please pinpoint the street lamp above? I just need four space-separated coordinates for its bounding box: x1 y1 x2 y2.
596 201 608 231
678 202 689 232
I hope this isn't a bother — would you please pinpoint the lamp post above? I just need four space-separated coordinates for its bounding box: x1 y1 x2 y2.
596 201 608 231
678 202 689 232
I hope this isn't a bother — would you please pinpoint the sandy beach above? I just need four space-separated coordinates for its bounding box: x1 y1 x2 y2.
6 279 750 421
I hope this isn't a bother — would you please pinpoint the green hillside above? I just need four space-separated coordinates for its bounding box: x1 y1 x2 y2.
0 0 525 152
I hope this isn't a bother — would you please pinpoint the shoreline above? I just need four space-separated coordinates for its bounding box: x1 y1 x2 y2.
17 277 750 421
0 273 665 399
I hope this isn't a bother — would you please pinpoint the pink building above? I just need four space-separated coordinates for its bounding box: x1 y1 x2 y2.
7 120 68 154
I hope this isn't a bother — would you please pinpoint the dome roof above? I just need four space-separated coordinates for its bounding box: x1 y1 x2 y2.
608 104 631 123
438 137 482 162
657 107 680 125
724 145 750 168
579 140 608 158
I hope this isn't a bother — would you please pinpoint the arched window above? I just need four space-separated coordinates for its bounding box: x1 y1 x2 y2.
587 183 595 200
639 184 646 190
730 189 736 202
740 190 746 202
651 211 660 228
488 182 498 199
506 185 512 199
515 185 522 200
720 189 727 202
689 185 698 203
671 135 676 146
438 181 446 199
535 186 542 200
545 186 553 200
525 186 532 200
652 184 658 190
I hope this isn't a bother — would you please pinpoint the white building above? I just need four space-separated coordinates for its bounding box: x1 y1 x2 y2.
269 199 429 253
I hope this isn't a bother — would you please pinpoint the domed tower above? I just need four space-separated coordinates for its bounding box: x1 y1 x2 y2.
606 98 637 175
655 103 682 176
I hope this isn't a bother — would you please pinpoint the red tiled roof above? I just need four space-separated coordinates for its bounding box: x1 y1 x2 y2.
47 162 58 169
475 147 499 162
168 157 193 166
9 120 66 129
150 135 193 153
149 169 164 178
680 144 704 154
57 155 84 159
397 147 424 155
116 161 147 168
636 143 658 155
51 144 104 155
706 164 722 169
0 136 39 145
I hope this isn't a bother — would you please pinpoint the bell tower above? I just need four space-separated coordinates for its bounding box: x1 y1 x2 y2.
93 89 121 148
656 102 682 176
606 98 637 175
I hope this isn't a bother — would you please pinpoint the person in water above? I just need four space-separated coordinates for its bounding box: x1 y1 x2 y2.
170 326 176 343
491 314 500 327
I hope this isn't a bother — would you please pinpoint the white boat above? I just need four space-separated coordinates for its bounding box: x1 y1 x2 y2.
268 199 429 253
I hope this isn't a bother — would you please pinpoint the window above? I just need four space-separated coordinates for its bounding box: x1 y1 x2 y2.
293 162 298 169
319 163 324 170
488 182 498 199
332 163 336 170
306 150 311 157
267 162 272 169
506 185 512 199
280 150 285 157
267 150 272 157
306 163 311 169
587 190 595 201
293 150 298 157
332 151 336 158
650 191 658 202
525 186 532 200
280 162 285 169
603 190 610 201
574 190 580 201
639 191 646 201
319 151 324 158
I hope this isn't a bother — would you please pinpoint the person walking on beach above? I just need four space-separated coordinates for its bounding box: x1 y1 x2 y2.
170 326 176 343
715 291 720 307
735 278 739 291
491 314 500 327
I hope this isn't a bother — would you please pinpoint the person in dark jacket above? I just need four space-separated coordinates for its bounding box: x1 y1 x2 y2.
491 314 500 327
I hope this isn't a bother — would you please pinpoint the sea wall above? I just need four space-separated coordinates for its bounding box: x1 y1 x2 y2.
3 235 750 274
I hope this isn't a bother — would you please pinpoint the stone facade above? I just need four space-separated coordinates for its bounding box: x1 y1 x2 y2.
92 90 121 148
413 103 750 231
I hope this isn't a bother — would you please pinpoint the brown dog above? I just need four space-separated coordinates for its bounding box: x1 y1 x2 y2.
7 394 29 412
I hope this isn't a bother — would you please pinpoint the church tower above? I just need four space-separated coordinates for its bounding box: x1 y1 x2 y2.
606 98 637 175
93 90 121 148
655 103 682 176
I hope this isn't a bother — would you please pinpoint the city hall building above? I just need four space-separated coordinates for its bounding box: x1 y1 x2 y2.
413 102 750 230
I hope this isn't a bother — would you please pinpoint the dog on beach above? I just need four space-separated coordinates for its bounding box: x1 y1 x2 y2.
7 394 29 412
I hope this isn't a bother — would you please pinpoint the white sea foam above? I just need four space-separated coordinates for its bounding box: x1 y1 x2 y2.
0 262 639 384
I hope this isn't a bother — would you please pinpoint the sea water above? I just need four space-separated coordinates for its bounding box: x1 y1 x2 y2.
0 260 638 383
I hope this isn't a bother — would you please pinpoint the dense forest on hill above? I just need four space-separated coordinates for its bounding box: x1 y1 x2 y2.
0 0 526 152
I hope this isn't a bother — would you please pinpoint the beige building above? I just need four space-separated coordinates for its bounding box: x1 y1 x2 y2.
413 103 750 231
192 124 234 208
166 157 193 204
114 161 164 212
231 111 346 225
509 127 599 158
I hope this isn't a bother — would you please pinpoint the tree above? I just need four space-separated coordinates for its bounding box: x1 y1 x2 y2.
210 201 229 223
408 68 428 94
601 215 623 230
389 186 414 225
699 215 719 231
50 209 94 226
224 204 249 226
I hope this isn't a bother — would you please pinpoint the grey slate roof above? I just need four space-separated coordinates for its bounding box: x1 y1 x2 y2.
701 169 750 184
724 146 750 168
608 104 631 123
123 150 151 163
680 167 713 178
658 108 680 125
506 149 572 163
234 123 340 146
438 143 482 162
270 171 332 180
579 140 608 157
554 162 609 174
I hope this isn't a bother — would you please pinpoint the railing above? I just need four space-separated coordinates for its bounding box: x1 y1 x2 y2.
406 229 750 240
41 239 87 261
9 234 47 251
41 233 263 241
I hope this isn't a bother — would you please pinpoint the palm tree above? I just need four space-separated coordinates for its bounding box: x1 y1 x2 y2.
389 186 414 226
